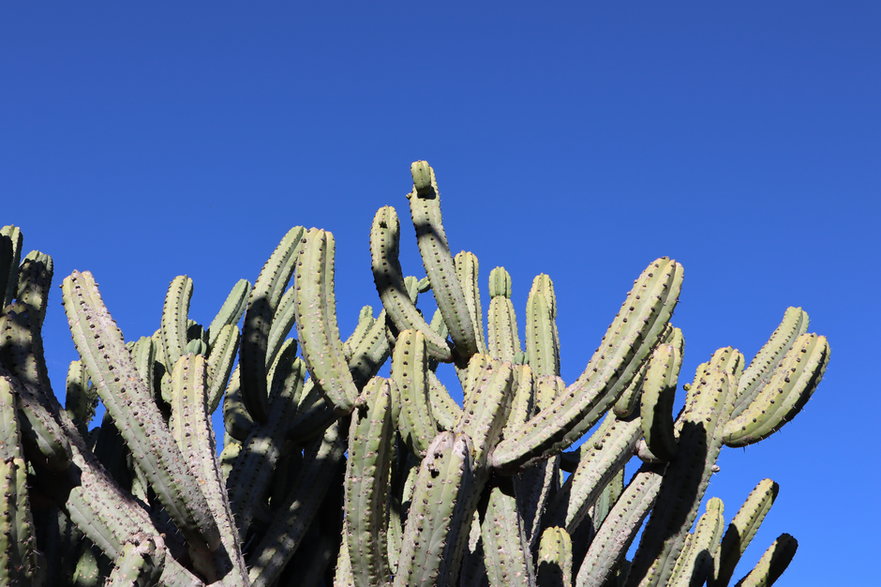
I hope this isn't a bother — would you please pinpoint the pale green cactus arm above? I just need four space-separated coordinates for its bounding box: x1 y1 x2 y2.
344 377 395 586
626 369 735 587
391 330 439 456
407 161 480 362
487 266 521 362
538 526 573 587
549 412 641 533
481 482 536 587
264 286 297 369
576 466 664 587
639 340 683 462
427 370 463 431
723 333 829 447
733 307 808 417
292 228 358 412
206 278 250 347
711 479 779 587
61 271 222 557
394 432 475 587
168 354 248 584
668 497 724 587
160 275 193 375
501 364 534 438
240 226 305 423
15 250 53 328
205 323 240 414
0 226 23 306
734 534 797 587
614 324 674 419
525 274 560 377
371 205 453 361
492 258 683 470
454 250 487 354
455 355 513 467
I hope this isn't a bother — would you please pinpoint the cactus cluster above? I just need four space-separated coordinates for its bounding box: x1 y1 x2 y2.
0 162 828 586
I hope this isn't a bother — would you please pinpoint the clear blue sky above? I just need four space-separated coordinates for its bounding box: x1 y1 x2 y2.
2 3 878 584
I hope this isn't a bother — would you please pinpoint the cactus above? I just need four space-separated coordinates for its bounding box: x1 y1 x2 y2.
0 161 829 586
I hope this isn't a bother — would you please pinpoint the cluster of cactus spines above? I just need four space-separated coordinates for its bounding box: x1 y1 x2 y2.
0 158 829 587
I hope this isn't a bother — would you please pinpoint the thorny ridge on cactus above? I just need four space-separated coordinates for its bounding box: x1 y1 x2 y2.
0 162 828 586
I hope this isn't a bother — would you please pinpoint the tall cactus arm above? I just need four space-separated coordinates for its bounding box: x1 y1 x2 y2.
455 356 513 467
639 341 683 462
481 481 537 587
15 250 53 329
391 330 439 456
427 370 464 431
293 228 358 413
0 226 23 307
733 307 808 417
723 333 829 447
668 497 724 587
407 161 480 361
576 465 664 587
206 278 250 347
734 534 797 587
711 479 779 587
525 274 560 377
205 324 239 414
240 226 305 423
492 258 683 470
394 432 475 587
105 535 165 587
159 275 193 374
168 354 248 584
61 271 222 555
487 266 521 362
371 205 453 361
454 251 487 354
344 377 395 586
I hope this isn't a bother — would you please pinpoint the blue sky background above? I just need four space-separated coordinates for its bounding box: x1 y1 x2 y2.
2 3 878 584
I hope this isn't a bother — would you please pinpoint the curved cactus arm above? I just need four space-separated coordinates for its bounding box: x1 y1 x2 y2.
549 413 641 533
668 497 724 587
711 479 779 587
614 324 675 419
293 228 358 413
394 432 475 587
456 356 513 467
206 324 240 414
15 250 53 328
454 251 487 354
427 370 463 431
168 354 249 584
733 307 808 417
481 482 537 587
206 278 250 347
501 364 534 439
407 161 480 362
371 205 453 362
538 526 573 587
345 377 395 586
344 308 392 389
525 274 560 377
734 534 797 587
639 341 682 462
248 420 346 587
0 308 72 471
487 266 521 362
0 226 23 306
265 286 297 370
160 275 194 376
576 465 664 587
723 333 829 447
391 330 439 456
626 369 735 587
240 227 305 424
492 258 683 470
65 359 98 433
105 535 165 587
61 271 222 555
